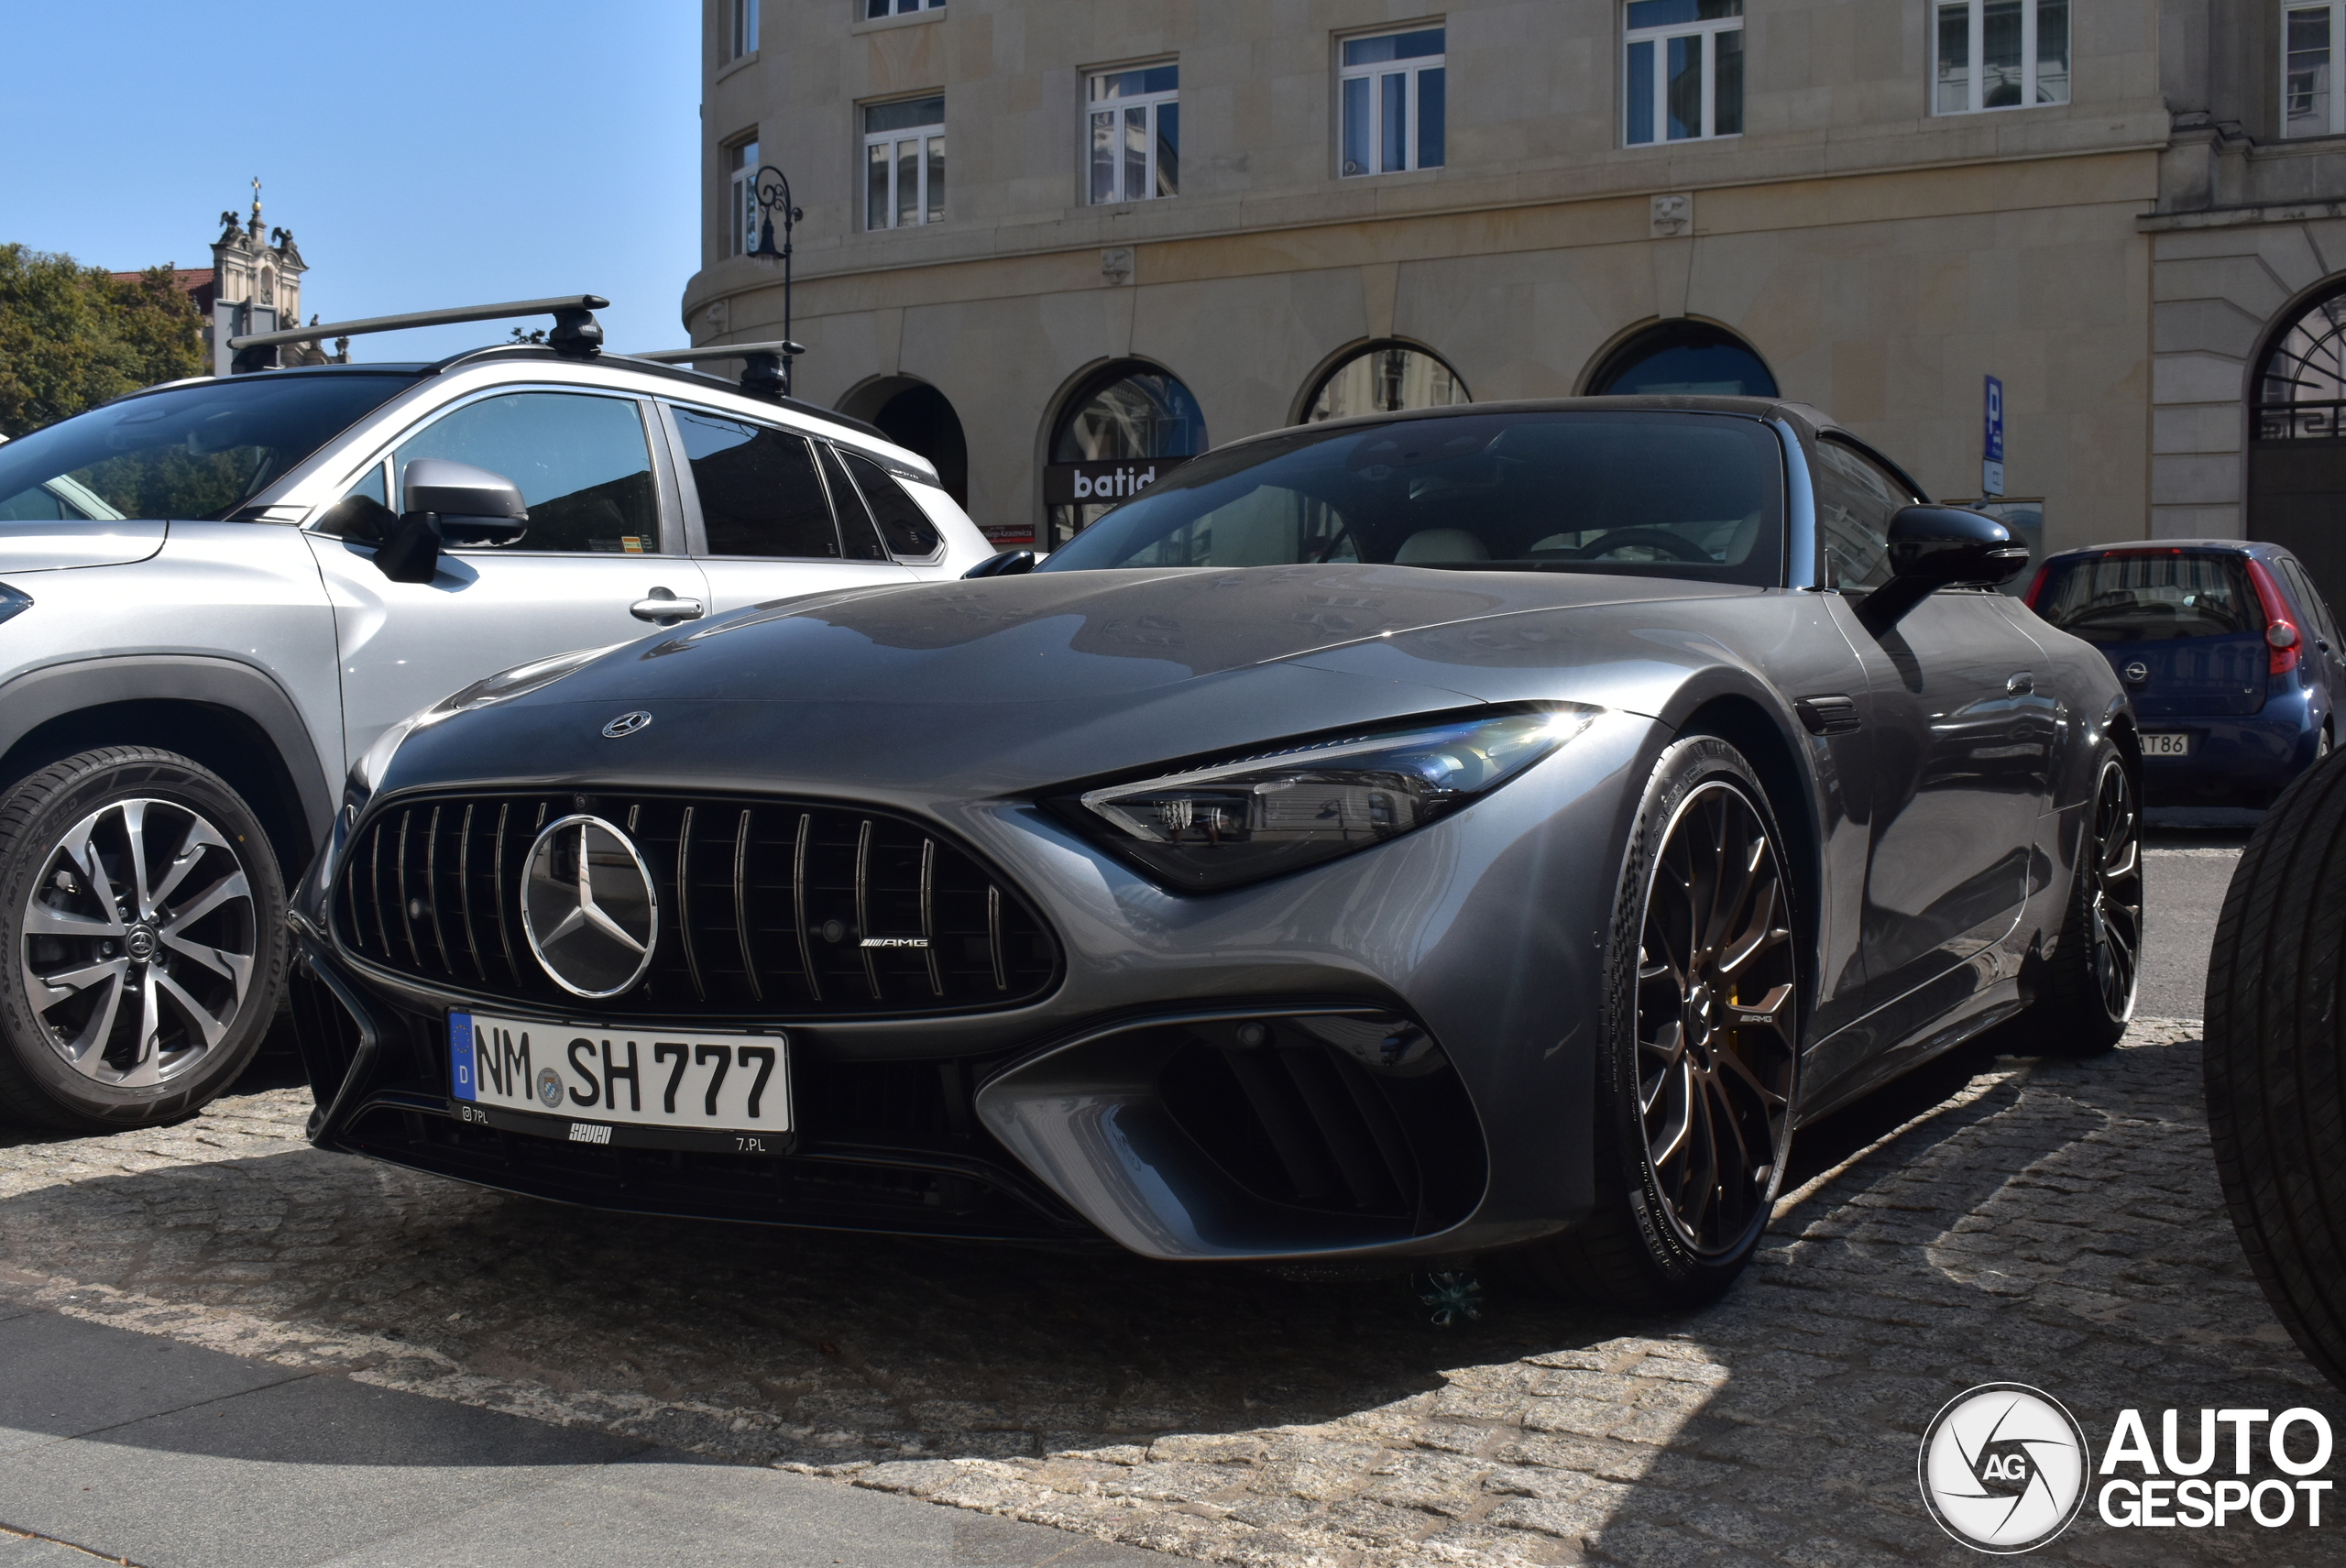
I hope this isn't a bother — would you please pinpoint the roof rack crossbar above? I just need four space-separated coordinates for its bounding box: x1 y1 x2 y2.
226 295 609 373
626 340 806 401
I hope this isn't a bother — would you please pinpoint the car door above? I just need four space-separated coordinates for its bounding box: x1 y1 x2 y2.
1812 437 2053 1028
305 387 712 773
660 402 916 612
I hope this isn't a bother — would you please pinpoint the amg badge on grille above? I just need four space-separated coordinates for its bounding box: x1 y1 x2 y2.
521 815 660 998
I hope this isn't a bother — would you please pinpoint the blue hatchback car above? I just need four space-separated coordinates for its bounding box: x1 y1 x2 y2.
2027 540 2342 807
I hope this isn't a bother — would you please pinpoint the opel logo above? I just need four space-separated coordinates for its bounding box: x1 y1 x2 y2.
520 815 659 998
602 710 652 738
2122 662 2148 685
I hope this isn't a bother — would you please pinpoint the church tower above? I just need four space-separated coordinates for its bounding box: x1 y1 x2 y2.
206 180 333 373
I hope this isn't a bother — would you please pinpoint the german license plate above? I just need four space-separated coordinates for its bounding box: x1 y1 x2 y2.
449 1010 791 1154
2141 732 2191 757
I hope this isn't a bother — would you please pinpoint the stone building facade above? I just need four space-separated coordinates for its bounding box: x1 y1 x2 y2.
684 0 2346 597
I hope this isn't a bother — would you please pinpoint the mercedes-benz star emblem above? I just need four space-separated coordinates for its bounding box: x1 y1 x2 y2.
521 815 660 998
602 710 652 738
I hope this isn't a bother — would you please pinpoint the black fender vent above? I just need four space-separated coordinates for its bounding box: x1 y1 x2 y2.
287 961 364 1109
329 793 1059 1017
1157 1016 1485 1233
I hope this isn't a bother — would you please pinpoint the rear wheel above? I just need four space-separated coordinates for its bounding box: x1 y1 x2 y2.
1524 736 1799 1309
2205 750 2346 1392
0 748 285 1131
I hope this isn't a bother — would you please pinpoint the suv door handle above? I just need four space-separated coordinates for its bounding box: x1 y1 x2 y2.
630 587 705 623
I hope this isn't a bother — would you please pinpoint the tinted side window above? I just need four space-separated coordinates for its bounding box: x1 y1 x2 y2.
1811 439 1911 590
394 392 659 554
2283 556 2341 647
674 409 839 559
840 450 943 557
817 444 890 561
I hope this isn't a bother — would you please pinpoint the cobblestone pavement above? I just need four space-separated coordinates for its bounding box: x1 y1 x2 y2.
2 1016 2340 1567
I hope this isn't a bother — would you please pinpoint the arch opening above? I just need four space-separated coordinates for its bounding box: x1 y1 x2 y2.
1301 341 1471 422
1586 320 1779 398
1043 360 1206 549
837 377 969 509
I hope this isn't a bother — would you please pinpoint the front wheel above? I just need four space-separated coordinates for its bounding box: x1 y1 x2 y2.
1523 736 1800 1309
0 748 286 1131
2025 750 2142 1056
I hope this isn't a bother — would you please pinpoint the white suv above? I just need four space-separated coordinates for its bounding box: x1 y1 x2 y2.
0 334 994 1131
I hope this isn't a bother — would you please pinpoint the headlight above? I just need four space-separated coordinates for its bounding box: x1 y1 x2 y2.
1050 705 1598 893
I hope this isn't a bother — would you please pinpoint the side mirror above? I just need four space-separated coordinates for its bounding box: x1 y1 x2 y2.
1857 506 2030 633
374 510 443 583
401 459 528 547
964 549 1037 579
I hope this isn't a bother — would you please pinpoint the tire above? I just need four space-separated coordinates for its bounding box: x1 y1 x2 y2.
2027 749 2143 1056
0 748 286 1132
1523 735 1801 1309
2204 750 2346 1393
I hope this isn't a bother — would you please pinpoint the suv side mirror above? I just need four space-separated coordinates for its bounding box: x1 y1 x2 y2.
1857 505 2030 633
964 549 1037 579
375 460 529 584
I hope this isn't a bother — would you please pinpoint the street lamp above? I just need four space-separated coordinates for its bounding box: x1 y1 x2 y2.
745 164 806 396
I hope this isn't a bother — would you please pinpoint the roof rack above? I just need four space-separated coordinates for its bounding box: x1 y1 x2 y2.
626 339 806 401
225 294 608 375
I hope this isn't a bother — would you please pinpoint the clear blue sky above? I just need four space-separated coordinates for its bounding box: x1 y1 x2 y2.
0 1 700 363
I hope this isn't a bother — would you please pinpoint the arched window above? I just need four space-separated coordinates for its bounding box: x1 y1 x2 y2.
1587 320 1778 398
1044 361 1206 548
838 377 969 511
1304 342 1470 422
2251 283 2346 612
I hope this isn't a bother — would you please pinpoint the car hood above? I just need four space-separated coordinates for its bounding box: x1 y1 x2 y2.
0 520 168 573
382 565 1750 800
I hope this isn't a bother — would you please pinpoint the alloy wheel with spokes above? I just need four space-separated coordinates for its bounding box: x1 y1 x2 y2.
19 796 258 1087
1633 777 1800 1257
2083 758 2143 1027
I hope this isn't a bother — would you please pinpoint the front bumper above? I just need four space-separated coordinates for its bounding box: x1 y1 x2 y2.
289 710 1659 1265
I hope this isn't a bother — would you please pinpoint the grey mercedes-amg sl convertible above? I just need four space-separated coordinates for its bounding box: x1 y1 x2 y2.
287 397 2139 1307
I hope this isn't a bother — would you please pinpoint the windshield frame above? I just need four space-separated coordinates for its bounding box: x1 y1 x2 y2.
0 368 427 525
1033 407 1789 587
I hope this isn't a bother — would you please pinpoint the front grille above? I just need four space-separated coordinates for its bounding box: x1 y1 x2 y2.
332 792 1059 1016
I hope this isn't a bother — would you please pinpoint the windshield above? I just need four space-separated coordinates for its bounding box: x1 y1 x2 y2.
2035 553 2260 643
0 372 419 522
1036 410 1785 585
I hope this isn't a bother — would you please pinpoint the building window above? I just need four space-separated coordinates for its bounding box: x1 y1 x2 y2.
2286 4 2345 137
1933 0 2069 114
1587 321 1778 397
729 0 758 58
1044 363 1208 549
1624 0 1743 145
1089 63 1178 203
728 138 760 257
1340 27 1445 176
865 0 942 16
1305 343 1470 421
864 97 944 229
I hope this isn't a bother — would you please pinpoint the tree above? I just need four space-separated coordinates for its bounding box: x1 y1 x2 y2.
0 246 206 438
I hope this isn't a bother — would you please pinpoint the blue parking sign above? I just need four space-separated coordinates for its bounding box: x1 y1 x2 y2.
1984 376 2004 462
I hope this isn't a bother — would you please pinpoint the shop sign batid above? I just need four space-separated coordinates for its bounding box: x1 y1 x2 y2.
1043 458 1189 506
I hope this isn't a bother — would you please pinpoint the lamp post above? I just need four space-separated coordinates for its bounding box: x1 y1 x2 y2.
745 164 806 396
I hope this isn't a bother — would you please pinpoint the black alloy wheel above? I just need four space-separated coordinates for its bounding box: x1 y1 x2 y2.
0 748 284 1130
1526 735 1799 1308
2028 749 2141 1055
1634 778 1801 1256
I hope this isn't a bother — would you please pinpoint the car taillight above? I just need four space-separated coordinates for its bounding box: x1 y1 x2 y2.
2022 564 2051 609
2246 558 2302 676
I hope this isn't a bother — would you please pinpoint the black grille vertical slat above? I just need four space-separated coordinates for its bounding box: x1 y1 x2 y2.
1330 1057 1422 1219
395 810 422 968
491 803 517 985
792 813 819 1003
855 818 880 999
733 808 761 1003
918 839 943 997
422 805 452 974
456 804 485 981
1223 1049 1343 1201
1277 1047 1403 1212
675 806 704 1001
986 886 1006 992
334 792 1058 1015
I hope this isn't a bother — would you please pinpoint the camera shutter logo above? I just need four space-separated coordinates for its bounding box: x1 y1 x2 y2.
520 815 660 999
1919 1384 2092 1553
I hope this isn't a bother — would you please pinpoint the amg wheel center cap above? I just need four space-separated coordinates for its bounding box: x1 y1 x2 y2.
520 815 660 999
125 926 157 962
1685 981 1716 1046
